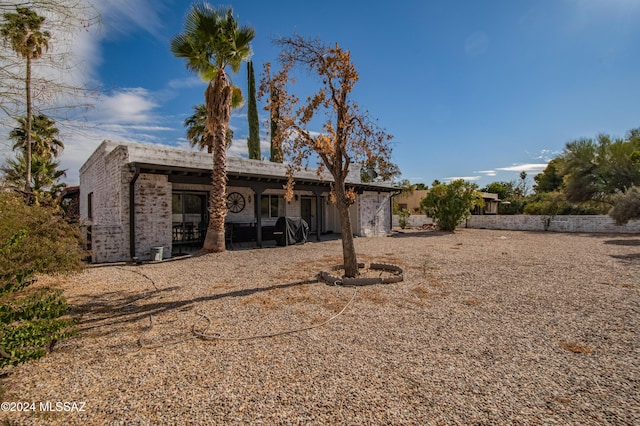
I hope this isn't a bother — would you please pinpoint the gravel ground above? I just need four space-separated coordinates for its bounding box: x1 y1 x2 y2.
1 228 639 425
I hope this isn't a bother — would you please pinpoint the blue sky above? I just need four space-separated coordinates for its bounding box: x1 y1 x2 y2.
3 0 639 187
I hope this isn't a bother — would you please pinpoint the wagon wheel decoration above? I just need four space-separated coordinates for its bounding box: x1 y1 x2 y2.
226 192 245 213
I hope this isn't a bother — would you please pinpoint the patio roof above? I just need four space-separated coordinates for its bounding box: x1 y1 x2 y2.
129 161 398 193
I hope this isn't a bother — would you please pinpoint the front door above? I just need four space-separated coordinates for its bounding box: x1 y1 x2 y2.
300 196 317 233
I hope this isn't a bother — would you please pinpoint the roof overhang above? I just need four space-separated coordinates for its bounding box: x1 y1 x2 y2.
128 162 398 193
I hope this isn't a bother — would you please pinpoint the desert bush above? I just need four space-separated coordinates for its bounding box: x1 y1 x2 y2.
420 180 484 231
524 192 608 215
0 192 84 367
398 208 411 229
609 186 640 225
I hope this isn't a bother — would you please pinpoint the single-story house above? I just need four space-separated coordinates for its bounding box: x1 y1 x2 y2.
79 140 397 263
395 190 500 215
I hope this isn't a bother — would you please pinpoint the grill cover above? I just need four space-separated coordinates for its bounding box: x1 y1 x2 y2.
273 217 309 246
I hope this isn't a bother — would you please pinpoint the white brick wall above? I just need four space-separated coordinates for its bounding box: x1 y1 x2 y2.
80 143 130 263
133 174 172 260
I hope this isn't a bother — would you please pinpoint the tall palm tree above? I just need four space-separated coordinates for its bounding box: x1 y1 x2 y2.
171 3 255 252
1 7 51 199
10 114 64 159
184 103 236 153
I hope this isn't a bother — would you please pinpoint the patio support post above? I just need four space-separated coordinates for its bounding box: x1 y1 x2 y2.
253 186 264 247
313 189 323 242
129 167 141 259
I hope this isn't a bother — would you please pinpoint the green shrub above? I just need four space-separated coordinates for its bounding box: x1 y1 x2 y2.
609 186 640 225
398 208 411 229
420 180 484 231
0 192 84 367
523 192 609 215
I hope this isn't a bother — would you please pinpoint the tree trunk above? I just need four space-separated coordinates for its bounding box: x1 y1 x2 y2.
24 55 32 200
269 87 282 163
202 72 232 252
335 189 359 277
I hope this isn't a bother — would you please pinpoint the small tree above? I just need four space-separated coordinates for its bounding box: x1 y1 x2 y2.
260 36 393 277
609 186 640 225
420 180 484 231
398 208 411 229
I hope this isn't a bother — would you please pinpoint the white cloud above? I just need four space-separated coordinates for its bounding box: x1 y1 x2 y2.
96 88 159 124
476 170 497 176
443 176 481 182
495 163 548 173
91 0 169 40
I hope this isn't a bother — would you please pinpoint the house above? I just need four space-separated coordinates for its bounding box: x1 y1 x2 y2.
394 189 429 214
394 190 500 215
473 192 500 215
79 140 397 263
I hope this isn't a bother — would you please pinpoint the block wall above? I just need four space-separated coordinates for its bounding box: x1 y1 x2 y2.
466 215 640 233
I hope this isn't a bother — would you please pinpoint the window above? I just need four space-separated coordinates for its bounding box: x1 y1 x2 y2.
87 192 93 220
261 195 285 218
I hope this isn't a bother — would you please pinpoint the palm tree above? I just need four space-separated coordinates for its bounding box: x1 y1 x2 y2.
10 114 64 159
2 152 66 205
1 7 51 199
184 103 235 153
185 104 213 153
171 3 255 252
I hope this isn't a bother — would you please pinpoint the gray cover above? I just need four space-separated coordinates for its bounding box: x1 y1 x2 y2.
274 217 309 246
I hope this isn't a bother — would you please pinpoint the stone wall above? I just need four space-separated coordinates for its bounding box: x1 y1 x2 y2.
465 215 640 233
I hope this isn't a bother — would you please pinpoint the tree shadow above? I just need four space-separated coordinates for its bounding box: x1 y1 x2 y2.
604 239 640 246
391 230 451 238
70 278 320 333
610 253 640 262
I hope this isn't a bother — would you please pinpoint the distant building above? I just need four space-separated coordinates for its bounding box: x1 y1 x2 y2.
395 190 500 215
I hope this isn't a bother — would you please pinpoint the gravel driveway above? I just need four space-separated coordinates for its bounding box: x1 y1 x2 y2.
1 229 639 425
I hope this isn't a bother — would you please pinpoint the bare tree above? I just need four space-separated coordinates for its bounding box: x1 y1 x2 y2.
260 36 393 277
0 0 97 124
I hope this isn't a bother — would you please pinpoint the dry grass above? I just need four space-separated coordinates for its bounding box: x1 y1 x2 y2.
560 341 593 354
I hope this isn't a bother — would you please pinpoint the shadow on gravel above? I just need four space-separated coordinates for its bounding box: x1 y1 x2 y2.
71 277 320 333
391 231 451 238
610 253 640 262
604 239 640 246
